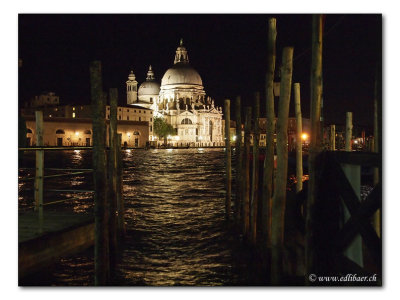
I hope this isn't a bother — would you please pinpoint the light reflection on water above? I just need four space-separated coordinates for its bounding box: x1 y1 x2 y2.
19 149 263 286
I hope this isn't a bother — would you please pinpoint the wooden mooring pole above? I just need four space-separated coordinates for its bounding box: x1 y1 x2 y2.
373 74 381 237
243 107 252 237
34 110 44 234
330 124 336 151
90 61 109 285
117 133 126 237
108 88 118 270
294 83 303 193
271 47 294 284
224 99 232 221
306 14 323 284
262 17 277 249
235 96 243 225
343 111 363 267
250 92 260 244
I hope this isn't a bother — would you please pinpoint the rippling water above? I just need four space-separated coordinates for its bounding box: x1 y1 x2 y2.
19 149 266 286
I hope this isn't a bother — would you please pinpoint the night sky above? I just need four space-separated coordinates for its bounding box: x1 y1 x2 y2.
18 14 381 130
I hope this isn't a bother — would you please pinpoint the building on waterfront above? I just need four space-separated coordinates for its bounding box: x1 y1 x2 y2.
24 116 149 148
21 91 153 147
128 39 224 147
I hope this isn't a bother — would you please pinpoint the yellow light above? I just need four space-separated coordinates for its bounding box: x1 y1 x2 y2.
233 135 237 141
175 136 180 140
127 132 131 137
301 133 308 141
75 131 79 136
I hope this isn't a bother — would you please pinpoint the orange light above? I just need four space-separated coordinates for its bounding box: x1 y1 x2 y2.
301 133 308 140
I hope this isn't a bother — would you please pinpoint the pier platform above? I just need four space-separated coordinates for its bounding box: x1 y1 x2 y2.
18 211 94 279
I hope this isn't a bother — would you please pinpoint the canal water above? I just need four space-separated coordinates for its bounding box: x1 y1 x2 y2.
19 149 267 286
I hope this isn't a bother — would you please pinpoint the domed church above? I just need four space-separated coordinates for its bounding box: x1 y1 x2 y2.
126 39 224 147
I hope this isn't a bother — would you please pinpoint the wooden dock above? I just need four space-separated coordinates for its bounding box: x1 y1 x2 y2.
19 211 94 279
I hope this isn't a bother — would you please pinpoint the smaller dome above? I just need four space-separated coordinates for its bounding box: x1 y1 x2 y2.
138 81 160 96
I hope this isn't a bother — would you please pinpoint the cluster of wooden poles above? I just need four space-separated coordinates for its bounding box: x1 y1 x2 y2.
223 17 302 284
223 15 381 285
90 61 126 285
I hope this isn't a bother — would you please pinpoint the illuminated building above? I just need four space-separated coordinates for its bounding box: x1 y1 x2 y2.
128 39 224 147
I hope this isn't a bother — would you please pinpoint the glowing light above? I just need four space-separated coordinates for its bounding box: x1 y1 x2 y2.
233 135 237 141
174 136 180 141
354 140 358 144
301 133 308 141
75 131 79 136
127 132 131 137
199 136 203 140
126 149 131 153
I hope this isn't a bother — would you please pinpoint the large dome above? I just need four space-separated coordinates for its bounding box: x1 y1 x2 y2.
161 63 203 87
138 81 160 96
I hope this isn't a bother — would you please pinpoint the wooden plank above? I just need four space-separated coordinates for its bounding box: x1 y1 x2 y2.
19 215 94 279
331 151 380 167
334 185 382 268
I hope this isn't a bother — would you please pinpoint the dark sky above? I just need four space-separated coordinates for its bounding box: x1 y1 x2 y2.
18 14 381 130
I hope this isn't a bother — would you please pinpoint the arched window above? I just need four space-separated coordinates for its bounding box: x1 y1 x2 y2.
84 130 91 134
181 118 192 125
133 131 140 135
26 128 32 133
56 129 65 134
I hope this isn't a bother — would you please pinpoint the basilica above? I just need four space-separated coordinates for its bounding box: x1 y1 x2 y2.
126 39 224 147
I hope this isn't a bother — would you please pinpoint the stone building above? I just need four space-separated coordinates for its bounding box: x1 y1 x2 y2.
24 116 149 148
127 39 224 147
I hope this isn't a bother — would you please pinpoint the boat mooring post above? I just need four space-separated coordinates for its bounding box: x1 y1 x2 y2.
271 47 293 284
343 111 363 267
250 92 260 244
235 96 243 225
243 107 252 238
330 124 336 151
306 14 324 285
224 99 232 221
34 110 44 234
262 17 277 249
294 83 303 193
108 88 118 270
90 61 110 285
117 133 126 237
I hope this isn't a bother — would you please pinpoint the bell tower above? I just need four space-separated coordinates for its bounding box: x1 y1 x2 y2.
126 70 138 105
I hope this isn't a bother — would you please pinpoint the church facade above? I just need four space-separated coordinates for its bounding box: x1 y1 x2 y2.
126 39 224 147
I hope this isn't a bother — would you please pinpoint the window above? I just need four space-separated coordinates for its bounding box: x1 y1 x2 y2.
150 125 152 132
27 128 32 133
127 109 129 112
72 112 76 118
127 116 129 120
56 129 65 134
119 115 121 120
134 110 136 113
134 131 140 135
150 118 152 122
73 107 75 111
181 118 192 124
139 117 141 121
84 130 92 134
139 110 141 113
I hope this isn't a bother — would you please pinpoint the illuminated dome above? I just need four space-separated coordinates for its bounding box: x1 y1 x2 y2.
161 63 203 86
138 65 160 96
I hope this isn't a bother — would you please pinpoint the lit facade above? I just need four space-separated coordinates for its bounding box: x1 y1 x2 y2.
127 40 224 147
